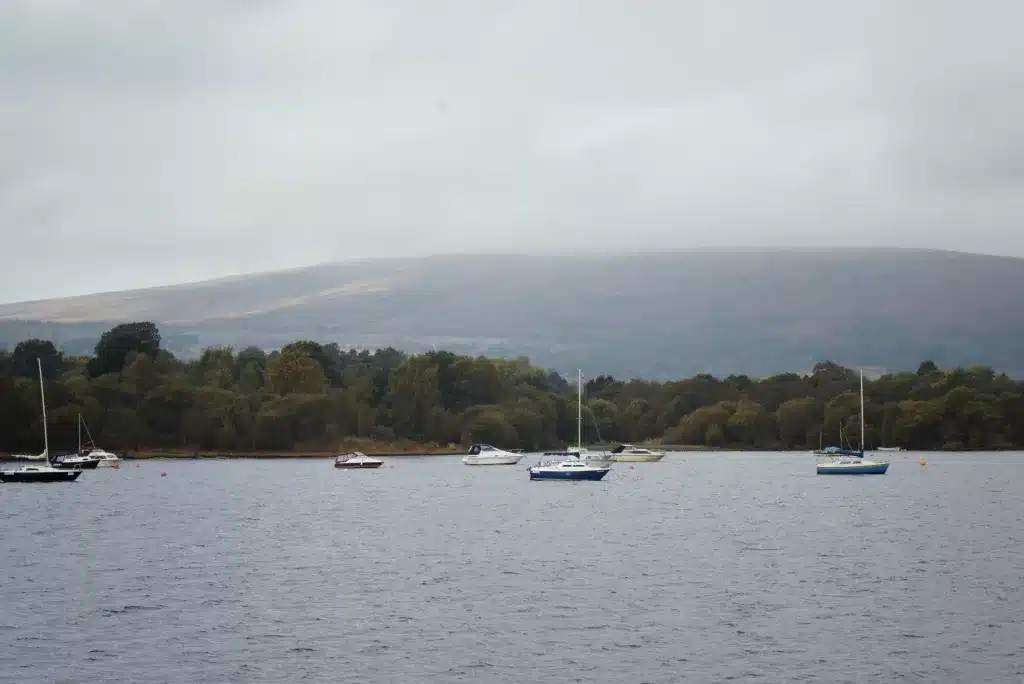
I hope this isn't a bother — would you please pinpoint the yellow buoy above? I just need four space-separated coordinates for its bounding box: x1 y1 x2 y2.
919 456 927 466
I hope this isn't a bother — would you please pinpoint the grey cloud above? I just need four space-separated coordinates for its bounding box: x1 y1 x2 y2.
1 0 1023 303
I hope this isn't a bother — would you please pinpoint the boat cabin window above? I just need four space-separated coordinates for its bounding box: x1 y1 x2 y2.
469 445 481 455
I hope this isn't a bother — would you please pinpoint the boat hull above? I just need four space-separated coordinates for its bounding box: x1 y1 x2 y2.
97 459 121 468
816 463 889 475
334 462 383 469
53 459 100 470
529 468 610 481
0 469 82 483
614 454 665 462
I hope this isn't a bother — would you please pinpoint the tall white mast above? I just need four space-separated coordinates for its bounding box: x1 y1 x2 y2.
859 369 865 454
577 369 582 451
38 358 49 461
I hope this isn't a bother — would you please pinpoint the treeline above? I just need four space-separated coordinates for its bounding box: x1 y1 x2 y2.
1 323 1022 454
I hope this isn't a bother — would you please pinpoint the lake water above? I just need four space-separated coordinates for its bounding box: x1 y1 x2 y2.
1 452 1022 683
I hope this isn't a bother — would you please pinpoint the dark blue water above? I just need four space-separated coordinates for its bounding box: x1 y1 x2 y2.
1 452 1021 683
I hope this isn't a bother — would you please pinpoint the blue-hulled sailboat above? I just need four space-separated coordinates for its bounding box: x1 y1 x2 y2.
529 369 611 481
816 370 890 475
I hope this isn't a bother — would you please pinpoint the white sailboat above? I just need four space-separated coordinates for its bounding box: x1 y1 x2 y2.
76 414 120 467
816 370 890 475
0 360 82 483
529 370 612 480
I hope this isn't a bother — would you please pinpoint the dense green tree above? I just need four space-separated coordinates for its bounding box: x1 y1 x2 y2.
90 322 161 377
776 397 823 447
12 339 63 379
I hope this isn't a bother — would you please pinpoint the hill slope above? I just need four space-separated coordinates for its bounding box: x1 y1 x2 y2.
2 249 1022 379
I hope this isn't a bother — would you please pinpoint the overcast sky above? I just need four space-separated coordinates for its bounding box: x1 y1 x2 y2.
1 0 1023 303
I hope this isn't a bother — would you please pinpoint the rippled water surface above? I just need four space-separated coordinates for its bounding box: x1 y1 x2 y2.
2 452 1022 683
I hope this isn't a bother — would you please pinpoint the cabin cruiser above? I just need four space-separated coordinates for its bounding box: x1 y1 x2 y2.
611 444 666 462
463 444 524 465
334 452 383 469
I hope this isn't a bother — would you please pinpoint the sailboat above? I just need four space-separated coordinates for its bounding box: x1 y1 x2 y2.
0 359 83 483
73 414 119 467
529 370 612 481
51 414 103 470
815 370 890 475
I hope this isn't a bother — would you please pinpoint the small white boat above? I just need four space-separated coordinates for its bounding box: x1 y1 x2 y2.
876 446 905 452
611 444 666 462
90 448 121 467
816 371 889 475
1 359 83 484
334 452 383 469
462 444 524 465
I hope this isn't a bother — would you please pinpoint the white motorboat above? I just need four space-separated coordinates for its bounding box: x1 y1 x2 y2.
877 446 905 452
816 371 890 475
462 444 524 465
334 452 383 469
90 448 121 467
610 444 666 462
1 359 83 484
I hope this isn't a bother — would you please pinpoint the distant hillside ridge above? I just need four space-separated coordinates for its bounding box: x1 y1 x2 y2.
2 248 1022 379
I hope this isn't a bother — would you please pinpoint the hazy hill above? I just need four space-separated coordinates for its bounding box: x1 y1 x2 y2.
2 248 1023 379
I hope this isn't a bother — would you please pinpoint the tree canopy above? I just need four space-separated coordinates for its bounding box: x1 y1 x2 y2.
1 322 1021 455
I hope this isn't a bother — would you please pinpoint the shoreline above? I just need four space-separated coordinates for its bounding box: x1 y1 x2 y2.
2 446 1013 461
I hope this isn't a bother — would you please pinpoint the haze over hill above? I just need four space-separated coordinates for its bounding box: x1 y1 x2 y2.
2 248 1022 379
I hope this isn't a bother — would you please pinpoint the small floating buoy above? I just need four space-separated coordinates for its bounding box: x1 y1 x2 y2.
136 464 140 468
160 472 167 477
919 457 927 466
629 465 635 470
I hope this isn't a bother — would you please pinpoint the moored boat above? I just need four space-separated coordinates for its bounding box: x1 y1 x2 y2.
75 415 121 467
529 369 612 481
815 456 890 475
334 452 383 469
611 444 666 462
52 452 101 470
816 371 889 475
528 458 611 480
462 444 524 465
1 359 83 484
0 465 82 483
